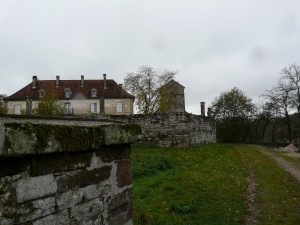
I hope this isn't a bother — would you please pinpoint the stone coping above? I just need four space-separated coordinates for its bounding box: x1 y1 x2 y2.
0 117 141 157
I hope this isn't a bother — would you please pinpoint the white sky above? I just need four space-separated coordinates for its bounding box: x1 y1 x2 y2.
0 0 300 114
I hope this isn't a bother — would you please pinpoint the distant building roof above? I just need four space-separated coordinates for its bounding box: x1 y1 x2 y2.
6 78 134 101
164 79 185 89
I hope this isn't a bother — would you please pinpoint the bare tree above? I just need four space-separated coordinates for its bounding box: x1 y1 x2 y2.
255 98 277 141
281 63 300 113
263 81 293 141
123 66 176 114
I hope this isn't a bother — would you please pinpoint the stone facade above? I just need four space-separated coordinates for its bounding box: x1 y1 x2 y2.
0 116 140 225
109 112 216 147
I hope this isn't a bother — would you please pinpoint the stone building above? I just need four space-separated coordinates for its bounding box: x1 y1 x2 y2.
5 75 134 115
159 79 185 113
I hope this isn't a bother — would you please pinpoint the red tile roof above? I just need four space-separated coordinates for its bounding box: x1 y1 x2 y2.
6 79 134 100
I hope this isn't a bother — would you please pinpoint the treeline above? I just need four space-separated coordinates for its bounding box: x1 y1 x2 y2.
211 63 300 143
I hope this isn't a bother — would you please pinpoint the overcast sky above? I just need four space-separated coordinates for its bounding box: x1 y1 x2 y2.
1 0 300 114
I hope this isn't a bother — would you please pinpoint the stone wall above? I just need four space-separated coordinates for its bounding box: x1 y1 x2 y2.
109 112 216 147
0 116 140 225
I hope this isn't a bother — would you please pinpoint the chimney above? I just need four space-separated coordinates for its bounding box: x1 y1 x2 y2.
81 75 84 87
119 84 123 88
103 74 107 89
56 75 60 87
200 102 205 116
207 108 212 117
32 76 37 89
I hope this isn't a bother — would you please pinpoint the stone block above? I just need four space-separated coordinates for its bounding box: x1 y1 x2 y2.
56 166 111 193
33 210 70 225
82 184 111 201
70 198 103 224
19 197 55 223
116 160 132 188
30 152 91 176
96 145 130 162
109 189 132 225
1 122 140 156
56 189 83 210
14 174 57 203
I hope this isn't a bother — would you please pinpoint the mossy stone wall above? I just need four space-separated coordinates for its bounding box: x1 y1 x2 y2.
0 116 138 225
109 112 216 147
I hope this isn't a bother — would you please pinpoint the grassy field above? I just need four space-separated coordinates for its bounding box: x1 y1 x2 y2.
131 143 300 225
131 143 248 225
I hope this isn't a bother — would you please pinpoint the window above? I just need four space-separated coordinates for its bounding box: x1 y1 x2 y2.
14 104 21 115
64 103 72 114
90 103 97 113
64 88 72 98
38 89 45 98
116 102 123 113
91 88 97 97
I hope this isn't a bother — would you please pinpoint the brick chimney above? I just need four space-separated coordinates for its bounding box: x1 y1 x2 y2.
207 108 212 117
32 76 37 89
103 74 107 89
200 102 205 116
56 75 60 88
81 75 84 87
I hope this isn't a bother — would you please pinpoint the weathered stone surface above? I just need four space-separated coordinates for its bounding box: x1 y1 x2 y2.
123 220 133 225
30 152 92 176
56 166 111 193
0 117 134 225
0 125 5 155
120 112 216 147
70 198 103 224
0 217 13 225
96 145 130 163
0 121 140 156
33 210 70 225
116 160 132 188
19 197 56 223
14 174 57 203
56 189 83 210
109 189 132 225
83 184 111 201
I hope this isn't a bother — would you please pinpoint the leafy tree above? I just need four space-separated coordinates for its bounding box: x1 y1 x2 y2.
211 87 255 142
0 94 7 115
124 66 176 114
34 85 63 116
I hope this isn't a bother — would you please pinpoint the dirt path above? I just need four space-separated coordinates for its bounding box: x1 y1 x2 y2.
236 148 259 225
256 146 300 183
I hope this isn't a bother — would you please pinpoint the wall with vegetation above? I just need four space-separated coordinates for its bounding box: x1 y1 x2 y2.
0 116 140 225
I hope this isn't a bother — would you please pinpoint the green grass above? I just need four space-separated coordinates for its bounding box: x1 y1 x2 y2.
232 144 300 225
131 143 248 225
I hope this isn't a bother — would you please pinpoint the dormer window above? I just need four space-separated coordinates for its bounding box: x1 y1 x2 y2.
64 88 72 98
38 89 45 98
91 88 97 97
